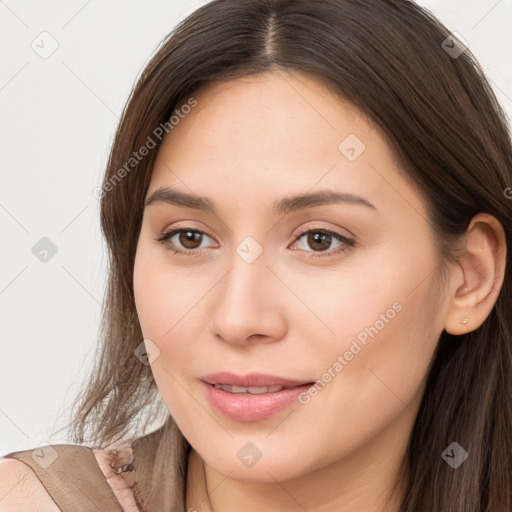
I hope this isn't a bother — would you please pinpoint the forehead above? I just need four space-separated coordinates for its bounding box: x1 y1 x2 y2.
169 70 371 150
146 71 427 221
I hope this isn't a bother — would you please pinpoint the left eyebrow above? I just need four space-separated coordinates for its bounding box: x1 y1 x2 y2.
273 189 377 215
144 186 377 215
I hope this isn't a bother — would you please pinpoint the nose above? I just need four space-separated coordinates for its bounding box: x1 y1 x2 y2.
209 248 287 346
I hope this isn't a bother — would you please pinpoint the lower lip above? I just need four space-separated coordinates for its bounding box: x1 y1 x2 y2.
202 381 314 422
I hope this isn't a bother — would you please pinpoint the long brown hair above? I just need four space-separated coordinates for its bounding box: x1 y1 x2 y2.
64 1 512 510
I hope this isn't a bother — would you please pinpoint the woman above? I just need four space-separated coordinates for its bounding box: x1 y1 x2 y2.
1 0 511 511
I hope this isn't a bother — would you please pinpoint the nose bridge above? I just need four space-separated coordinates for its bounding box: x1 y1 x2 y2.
211 239 284 343
218 244 268 317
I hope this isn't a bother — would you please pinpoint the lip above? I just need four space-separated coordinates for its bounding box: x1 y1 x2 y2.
201 371 314 388
202 381 314 422
201 372 315 422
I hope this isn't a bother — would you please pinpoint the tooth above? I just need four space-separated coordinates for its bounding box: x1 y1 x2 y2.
214 384 236 392
249 385 284 393
213 384 285 394
247 386 270 394
231 385 248 394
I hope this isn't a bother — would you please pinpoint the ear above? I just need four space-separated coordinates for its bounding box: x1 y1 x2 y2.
444 213 507 335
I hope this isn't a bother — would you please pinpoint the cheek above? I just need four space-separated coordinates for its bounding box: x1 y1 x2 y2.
301 244 441 420
340 295 437 393
133 248 197 419
133 249 162 338
133 241 197 339
321 277 440 430
133 242 213 387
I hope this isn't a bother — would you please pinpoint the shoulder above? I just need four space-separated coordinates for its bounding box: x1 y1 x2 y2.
0 457 60 511
0 442 137 512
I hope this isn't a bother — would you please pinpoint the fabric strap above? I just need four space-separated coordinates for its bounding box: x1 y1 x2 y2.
3 444 123 511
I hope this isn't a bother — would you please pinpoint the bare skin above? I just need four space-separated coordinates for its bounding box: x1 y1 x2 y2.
132 69 506 512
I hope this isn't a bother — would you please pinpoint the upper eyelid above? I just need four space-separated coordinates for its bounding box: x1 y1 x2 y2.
160 225 350 239
294 223 353 239
160 219 353 238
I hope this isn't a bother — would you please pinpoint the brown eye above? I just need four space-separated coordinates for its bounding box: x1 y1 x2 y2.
155 228 215 256
306 231 332 252
178 230 203 249
291 228 355 258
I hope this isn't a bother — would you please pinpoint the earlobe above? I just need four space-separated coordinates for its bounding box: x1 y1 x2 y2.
444 213 507 335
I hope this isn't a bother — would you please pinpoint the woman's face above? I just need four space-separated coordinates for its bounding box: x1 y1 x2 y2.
133 70 452 483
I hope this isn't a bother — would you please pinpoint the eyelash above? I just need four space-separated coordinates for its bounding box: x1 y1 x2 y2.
154 226 356 258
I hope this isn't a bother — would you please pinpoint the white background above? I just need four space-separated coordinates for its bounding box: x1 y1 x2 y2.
1 0 511 456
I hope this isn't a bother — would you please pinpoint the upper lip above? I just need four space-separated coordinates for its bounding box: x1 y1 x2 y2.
202 372 314 388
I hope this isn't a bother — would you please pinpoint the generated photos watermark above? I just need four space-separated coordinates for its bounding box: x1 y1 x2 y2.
298 301 403 405
93 96 198 200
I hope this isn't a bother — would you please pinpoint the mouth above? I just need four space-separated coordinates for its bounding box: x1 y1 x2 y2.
200 372 316 422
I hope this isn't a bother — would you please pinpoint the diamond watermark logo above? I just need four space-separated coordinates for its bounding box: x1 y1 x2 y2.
134 338 161 365
441 441 468 469
31 442 58 469
30 31 59 59
441 32 468 59
236 236 263 264
32 237 58 263
338 134 366 162
236 442 262 468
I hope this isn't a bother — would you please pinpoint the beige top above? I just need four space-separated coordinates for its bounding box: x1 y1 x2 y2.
1 423 186 511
